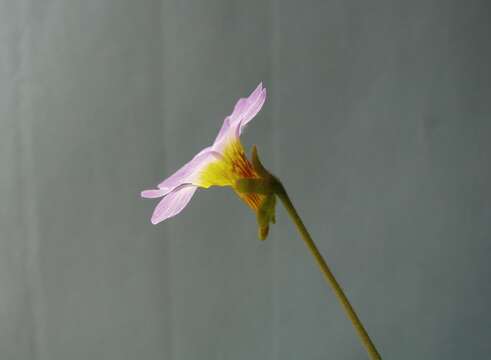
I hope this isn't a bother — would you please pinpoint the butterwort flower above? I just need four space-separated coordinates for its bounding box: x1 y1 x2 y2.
141 83 274 236
141 85 382 357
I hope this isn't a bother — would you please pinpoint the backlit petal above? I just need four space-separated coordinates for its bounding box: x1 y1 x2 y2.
141 188 168 198
235 83 266 134
141 149 219 200
150 149 218 195
212 83 266 152
150 185 198 224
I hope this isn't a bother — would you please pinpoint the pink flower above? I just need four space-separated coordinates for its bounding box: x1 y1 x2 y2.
141 83 267 225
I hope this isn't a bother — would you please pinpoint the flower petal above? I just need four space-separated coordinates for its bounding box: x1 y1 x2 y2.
141 188 168 198
213 117 233 145
212 83 266 151
234 83 266 135
156 148 216 191
150 185 198 224
142 149 222 201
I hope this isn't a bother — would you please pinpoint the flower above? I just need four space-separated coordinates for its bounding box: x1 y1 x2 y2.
141 83 267 225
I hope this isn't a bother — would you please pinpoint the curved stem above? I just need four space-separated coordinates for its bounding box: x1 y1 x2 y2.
275 183 381 360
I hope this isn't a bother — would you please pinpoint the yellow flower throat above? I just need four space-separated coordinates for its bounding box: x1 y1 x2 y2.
198 139 264 211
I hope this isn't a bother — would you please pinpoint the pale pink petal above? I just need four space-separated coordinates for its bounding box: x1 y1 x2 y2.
150 185 198 224
232 98 248 116
141 149 218 200
141 188 168 199
142 150 221 201
237 85 266 134
212 83 266 151
213 117 233 144
156 149 215 190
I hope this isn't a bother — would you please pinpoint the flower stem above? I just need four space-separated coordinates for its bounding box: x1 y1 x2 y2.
275 183 381 360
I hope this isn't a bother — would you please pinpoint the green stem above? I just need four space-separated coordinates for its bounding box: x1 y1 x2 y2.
275 183 381 360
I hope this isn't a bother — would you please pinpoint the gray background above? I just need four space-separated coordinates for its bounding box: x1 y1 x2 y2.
1 0 490 359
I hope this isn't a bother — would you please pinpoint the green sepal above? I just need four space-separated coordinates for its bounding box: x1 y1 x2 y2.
235 178 273 195
256 193 276 240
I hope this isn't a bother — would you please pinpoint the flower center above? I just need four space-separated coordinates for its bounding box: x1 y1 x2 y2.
198 139 264 211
